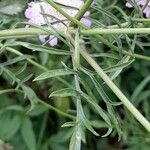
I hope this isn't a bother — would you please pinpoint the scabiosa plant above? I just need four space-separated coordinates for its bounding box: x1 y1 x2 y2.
126 0 150 17
25 0 92 46
1 0 150 149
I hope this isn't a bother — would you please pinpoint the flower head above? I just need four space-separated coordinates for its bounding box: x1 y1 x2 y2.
25 0 92 46
126 0 150 17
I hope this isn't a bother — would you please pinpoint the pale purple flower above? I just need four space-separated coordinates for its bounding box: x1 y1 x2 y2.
25 0 92 46
126 0 150 17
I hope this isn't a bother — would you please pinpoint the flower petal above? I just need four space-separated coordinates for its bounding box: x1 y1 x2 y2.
81 18 92 27
49 36 58 46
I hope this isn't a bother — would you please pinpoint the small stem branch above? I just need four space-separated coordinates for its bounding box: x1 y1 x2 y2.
74 0 94 21
39 99 75 120
47 0 85 28
80 49 150 132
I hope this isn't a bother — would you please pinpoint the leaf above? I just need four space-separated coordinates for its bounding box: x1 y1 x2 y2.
136 90 150 104
61 122 76 128
0 112 21 140
82 118 99 136
1 55 33 66
107 104 123 140
80 92 112 133
28 103 48 117
79 77 97 102
92 6 121 27
34 69 75 81
21 117 36 150
131 76 150 102
21 85 39 111
12 41 71 55
104 59 134 73
51 87 112 136
108 56 133 80
69 125 82 150
74 29 80 68
0 89 16 95
90 52 120 60
81 68 121 105
0 64 18 84
50 88 78 98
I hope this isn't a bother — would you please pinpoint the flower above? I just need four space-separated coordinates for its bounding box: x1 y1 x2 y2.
25 0 92 46
126 0 150 17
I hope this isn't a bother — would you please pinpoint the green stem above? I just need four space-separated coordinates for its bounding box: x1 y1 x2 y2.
131 18 150 22
81 28 150 35
0 28 150 61
39 99 75 120
47 0 85 28
81 49 150 132
74 0 94 21
0 28 47 40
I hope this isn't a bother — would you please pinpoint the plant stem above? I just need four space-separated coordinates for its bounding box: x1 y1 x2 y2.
74 0 94 20
0 28 150 61
39 99 75 120
80 49 150 132
81 28 150 35
0 28 47 40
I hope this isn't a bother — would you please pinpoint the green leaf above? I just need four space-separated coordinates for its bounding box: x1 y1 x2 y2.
92 6 121 27
0 112 21 140
28 103 48 117
34 69 75 81
74 29 80 69
104 59 134 73
80 92 112 128
21 117 36 150
12 41 71 55
90 52 120 60
69 125 82 150
1 55 33 66
61 122 76 128
107 104 123 140
50 88 77 98
82 118 99 136
108 56 133 80
21 85 39 111
0 89 16 95
51 88 112 136
131 76 150 102
81 68 121 105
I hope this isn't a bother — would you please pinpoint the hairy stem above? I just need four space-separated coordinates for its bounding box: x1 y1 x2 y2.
74 0 94 21
81 28 150 35
0 28 150 61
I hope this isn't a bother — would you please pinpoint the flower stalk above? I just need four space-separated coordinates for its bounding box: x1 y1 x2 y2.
70 0 94 26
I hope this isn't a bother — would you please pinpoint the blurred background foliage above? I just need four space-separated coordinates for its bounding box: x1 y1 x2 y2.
0 0 150 149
